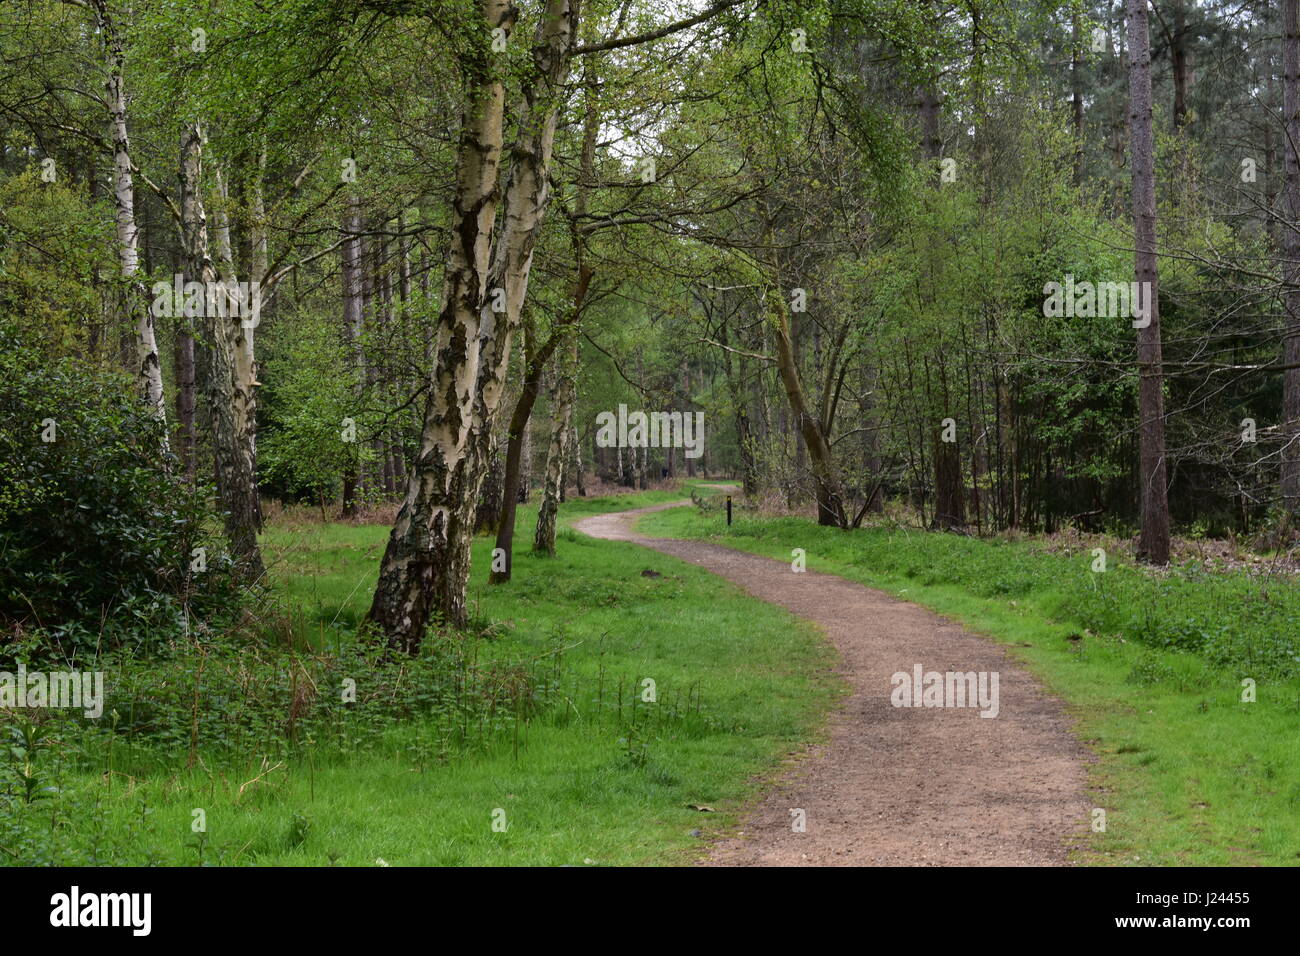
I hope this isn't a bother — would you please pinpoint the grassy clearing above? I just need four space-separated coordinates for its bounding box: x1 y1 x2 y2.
0 489 838 866
638 497 1300 866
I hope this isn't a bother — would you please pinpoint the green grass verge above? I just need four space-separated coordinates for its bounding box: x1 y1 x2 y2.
637 499 1300 866
2 489 838 866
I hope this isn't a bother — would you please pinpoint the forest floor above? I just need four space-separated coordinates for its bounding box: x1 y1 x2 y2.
577 499 1092 865
11 487 1293 865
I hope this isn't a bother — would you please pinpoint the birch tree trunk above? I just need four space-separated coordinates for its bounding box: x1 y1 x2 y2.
534 337 576 555
92 0 167 432
366 0 518 650
467 0 580 584
179 123 265 580
1127 0 1172 563
236 149 268 513
211 165 262 530
572 422 586 496
175 318 196 477
172 248 196 478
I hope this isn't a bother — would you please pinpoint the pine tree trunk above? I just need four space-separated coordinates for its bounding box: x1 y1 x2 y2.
1128 0 1172 563
341 195 365 518
1281 0 1300 510
1071 12 1084 183
933 428 966 529
1171 1 1191 131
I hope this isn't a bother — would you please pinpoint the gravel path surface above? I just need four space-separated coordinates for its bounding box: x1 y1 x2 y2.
576 500 1092 867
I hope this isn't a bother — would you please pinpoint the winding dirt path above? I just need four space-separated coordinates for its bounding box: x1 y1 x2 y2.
575 500 1091 867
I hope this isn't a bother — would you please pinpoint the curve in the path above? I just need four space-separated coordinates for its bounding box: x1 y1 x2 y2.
575 501 1092 867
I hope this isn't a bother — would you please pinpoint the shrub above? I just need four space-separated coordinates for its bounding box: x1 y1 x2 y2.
0 320 240 659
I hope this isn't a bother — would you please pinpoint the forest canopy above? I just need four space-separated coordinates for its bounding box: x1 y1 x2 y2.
1 0 1297 653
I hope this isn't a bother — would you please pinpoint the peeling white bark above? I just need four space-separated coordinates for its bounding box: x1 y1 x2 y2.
534 335 577 554
92 0 167 430
368 0 519 648
180 123 264 579
211 165 260 526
